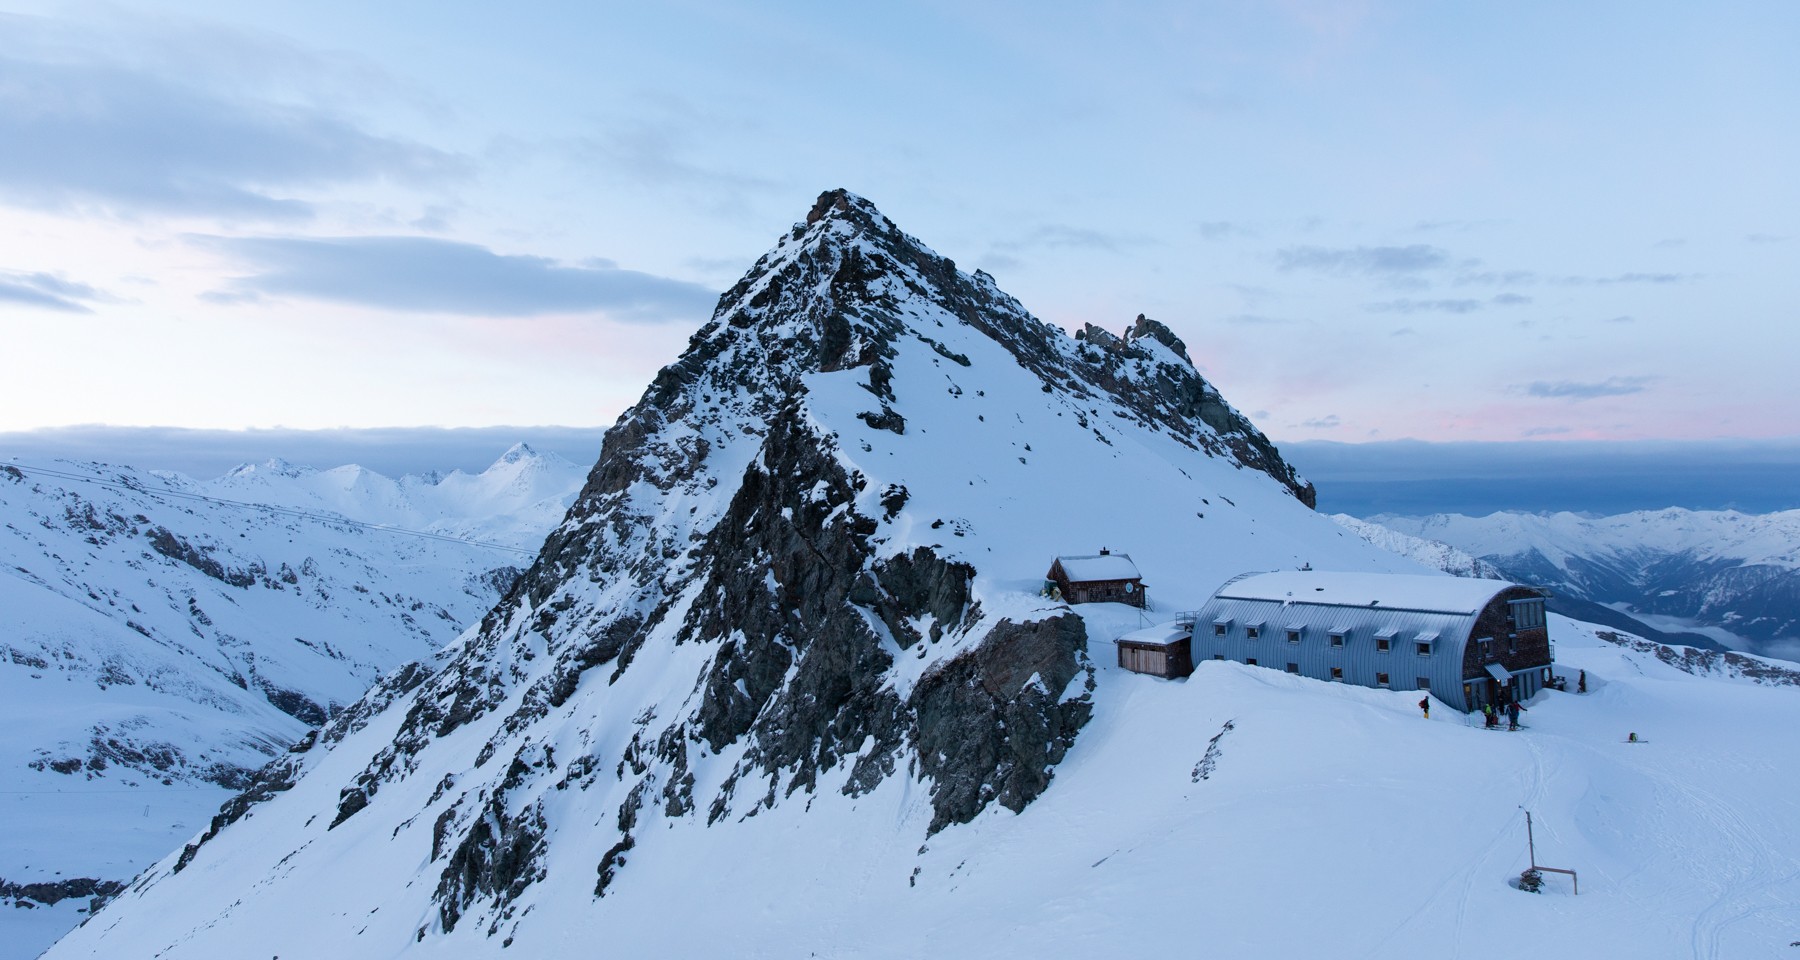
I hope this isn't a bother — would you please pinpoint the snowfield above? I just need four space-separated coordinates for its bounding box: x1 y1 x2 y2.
44 610 1800 959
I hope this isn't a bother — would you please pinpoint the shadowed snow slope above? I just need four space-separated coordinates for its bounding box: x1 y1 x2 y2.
43 193 1800 959
0 447 581 960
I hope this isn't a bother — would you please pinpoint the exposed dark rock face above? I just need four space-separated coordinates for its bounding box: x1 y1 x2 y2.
433 793 547 934
912 615 1091 833
0 876 126 909
253 677 329 727
146 526 255 587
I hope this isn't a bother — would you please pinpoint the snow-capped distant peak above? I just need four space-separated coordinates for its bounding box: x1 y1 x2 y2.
224 457 314 480
494 442 537 466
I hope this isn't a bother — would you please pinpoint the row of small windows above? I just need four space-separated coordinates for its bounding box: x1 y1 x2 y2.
1217 654 1425 689
1212 622 1431 656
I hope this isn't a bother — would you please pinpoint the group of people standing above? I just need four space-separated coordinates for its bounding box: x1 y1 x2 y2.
1482 698 1524 730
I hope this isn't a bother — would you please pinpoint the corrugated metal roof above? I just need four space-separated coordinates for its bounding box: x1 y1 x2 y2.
1215 570 1520 615
1055 553 1141 582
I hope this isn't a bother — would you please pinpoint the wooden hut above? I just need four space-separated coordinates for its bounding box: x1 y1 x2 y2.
1046 550 1146 608
1115 622 1194 678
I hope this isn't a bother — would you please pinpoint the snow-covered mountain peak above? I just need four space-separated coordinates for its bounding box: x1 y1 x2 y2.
493 441 538 466
45 191 1422 955
223 456 313 480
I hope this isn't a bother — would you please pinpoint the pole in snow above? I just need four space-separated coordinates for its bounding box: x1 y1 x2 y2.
1526 810 1537 867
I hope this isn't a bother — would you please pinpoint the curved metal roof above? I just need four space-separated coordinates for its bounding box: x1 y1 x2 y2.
1213 570 1524 616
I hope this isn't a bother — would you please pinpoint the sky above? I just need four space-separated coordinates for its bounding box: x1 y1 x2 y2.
2 1 1797 445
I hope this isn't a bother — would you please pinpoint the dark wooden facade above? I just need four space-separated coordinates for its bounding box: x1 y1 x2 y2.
1459 586 1554 709
1046 553 1147 609
1118 636 1193 678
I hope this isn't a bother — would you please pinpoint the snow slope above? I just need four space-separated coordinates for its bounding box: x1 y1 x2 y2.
48 610 1800 959
1330 513 1503 580
0 447 581 960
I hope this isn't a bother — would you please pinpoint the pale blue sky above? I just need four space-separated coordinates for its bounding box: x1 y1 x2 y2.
3 1 1795 442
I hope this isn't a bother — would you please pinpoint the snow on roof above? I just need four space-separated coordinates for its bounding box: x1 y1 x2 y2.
1116 623 1191 646
1215 570 1525 616
1054 553 1142 582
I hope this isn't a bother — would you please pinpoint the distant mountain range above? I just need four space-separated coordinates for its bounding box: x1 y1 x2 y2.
0 445 583 959
1335 509 1800 661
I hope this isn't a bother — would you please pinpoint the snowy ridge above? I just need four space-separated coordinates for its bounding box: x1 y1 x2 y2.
1374 508 1800 570
0 449 582 959
1331 513 1504 580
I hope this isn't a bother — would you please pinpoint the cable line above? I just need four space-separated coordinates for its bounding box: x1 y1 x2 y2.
4 461 539 557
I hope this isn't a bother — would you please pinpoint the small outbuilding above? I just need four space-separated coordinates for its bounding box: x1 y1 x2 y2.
1046 550 1147 608
1189 570 1554 712
1115 621 1194 678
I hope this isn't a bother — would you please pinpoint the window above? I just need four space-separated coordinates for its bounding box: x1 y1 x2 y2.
1509 597 1547 630
1286 629 1302 643
1246 658 1258 666
1245 626 1260 640
1213 623 1228 637
1479 638 1494 659
1330 666 1344 680
1416 677 1431 690
1329 632 1346 647
1213 654 1225 661
1375 638 1391 653
1376 672 1390 687
1415 642 1432 657
1285 662 1299 674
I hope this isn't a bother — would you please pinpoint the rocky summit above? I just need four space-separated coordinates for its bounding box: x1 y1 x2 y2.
50 191 1399 956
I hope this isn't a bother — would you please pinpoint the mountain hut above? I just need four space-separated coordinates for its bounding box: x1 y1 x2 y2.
1188 570 1553 712
1046 550 1146 608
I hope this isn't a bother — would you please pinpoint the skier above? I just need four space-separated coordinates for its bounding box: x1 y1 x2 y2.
1484 703 1499 728
1578 669 1587 694
1507 700 1523 730
1418 697 1430 719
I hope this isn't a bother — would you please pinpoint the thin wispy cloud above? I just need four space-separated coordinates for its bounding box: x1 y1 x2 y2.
0 270 112 313
1552 272 1695 286
1197 220 1253 240
1454 269 1538 287
1365 293 1531 314
194 235 718 322
1366 298 1483 314
993 223 1149 254
1222 313 1301 326
1522 376 1656 400
0 42 462 220
1275 244 1450 274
